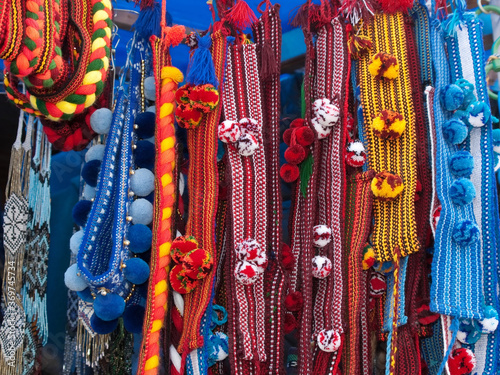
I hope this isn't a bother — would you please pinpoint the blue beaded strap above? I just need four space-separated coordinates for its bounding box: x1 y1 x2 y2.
446 10 500 373
429 19 484 320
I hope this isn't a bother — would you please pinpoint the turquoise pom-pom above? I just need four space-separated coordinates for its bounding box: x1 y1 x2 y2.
129 198 153 225
450 178 476 206
94 293 125 321
455 79 476 108
123 305 145 334
85 144 105 162
70 230 84 255
128 224 152 254
134 140 155 170
64 264 87 291
82 184 96 200
441 84 465 112
123 258 150 285
135 112 156 139
144 76 156 101
442 118 468 145
90 108 113 134
449 151 474 178
479 305 499 333
452 220 480 246
81 160 101 187
492 129 500 153
457 318 481 345
130 168 155 197
468 101 491 128
77 287 94 303
207 332 229 366
90 315 118 334
72 200 92 227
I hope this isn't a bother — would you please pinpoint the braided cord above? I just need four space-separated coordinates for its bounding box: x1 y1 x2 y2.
138 35 182 375
4 0 112 122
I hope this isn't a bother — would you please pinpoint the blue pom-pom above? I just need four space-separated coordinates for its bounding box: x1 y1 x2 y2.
441 84 465 112
468 101 491 128
450 178 476 206
123 258 150 284
90 315 118 334
82 159 101 187
135 112 156 139
455 79 476 108
479 305 499 333
77 288 94 303
457 318 481 345
94 293 125 321
134 141 155 170
452 220 480 246
130 168 155 197
449 151 474 178
85 144 105 162
70 230 84 255
146 105 156 114
128 224 152 254
207 332 229 366
493 129 500 153
82 184 96 200
72 200 92 227
129 198 153 225
143 77 156 102
64 264 87 291
442 118 468 145
90 108 113 134
123 305 145 334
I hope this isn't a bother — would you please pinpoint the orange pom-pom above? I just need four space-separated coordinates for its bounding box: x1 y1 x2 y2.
167 25 186 47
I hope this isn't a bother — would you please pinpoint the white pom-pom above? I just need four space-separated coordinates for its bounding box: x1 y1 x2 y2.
312 256 332 279
317 329 341 352
234 260 262 285
239 118 260 135
313 225 332 247
218 121 241 143
311 118 332 140
236 133 259 156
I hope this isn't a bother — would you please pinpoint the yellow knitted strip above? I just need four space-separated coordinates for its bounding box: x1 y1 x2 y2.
358 13 419 262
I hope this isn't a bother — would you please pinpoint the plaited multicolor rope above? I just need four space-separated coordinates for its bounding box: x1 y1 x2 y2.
0 0 24 61
4 0 111 122
138 35 183 375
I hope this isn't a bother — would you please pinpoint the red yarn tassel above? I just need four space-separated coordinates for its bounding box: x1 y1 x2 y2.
260 41 279 80
378 0 414 14
225 0 258 31
134 0 155 10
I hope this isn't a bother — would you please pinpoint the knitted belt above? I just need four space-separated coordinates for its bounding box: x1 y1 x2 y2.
358 12 420 262
252 4 285 373
222 41 268 371
446 9 500 373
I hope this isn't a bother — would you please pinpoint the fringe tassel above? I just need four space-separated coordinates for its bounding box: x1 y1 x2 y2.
186 34 219 88
260 41 279 80
225 0 258 31
133 1 162 39
346 24 372 60
77 322 109 368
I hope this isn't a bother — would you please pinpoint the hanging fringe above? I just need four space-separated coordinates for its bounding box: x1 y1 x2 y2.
346 24 372 60
225 0 258 31
186 34 219 88
76 321 110 368
133 1 162 39
260 41 279 80
341 0 377 25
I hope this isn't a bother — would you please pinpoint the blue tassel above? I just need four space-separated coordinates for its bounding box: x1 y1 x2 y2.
133 2 161 39
186 34 219 89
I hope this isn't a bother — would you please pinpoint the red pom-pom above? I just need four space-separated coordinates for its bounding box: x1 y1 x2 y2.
283 128 293 146
448 348 476 375
182 248 213 279
285 144 306 165
280 163 300 183
176 85 192 104
290 118 306 129
175 104 203 129
169 265 198 294
281 243 294 270
295 127 314 146
284 313 297 333
285 291 303 312
171 236 199 264
189 84 220 113
378 0 414 13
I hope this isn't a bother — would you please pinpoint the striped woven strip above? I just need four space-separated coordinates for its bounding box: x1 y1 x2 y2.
343 170 375 375
0 0 24 61
178 30 227 354
222 41 268 373
252 5 285 373
446 12 500 373
358 12 420 262
138 36 182 375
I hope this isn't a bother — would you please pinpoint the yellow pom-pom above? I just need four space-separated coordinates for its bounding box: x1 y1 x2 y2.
371 171 404 201
161 66 184 83
362 244 376 270
371 110 406 140
368 52 399 80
